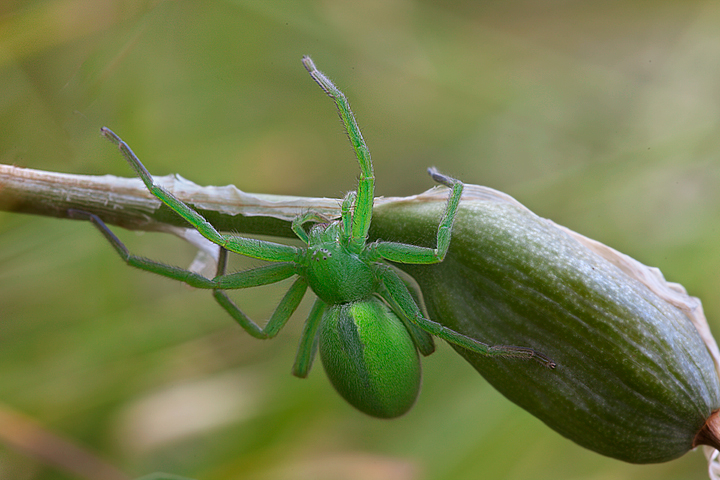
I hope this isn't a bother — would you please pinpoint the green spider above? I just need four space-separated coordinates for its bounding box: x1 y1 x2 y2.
71 57 554 419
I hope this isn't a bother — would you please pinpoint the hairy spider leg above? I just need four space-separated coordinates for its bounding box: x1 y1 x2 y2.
100 127 300 263
291 211 333 243
373 268 435 357
302 56 373 253
68 210 306 339
212 247 308 339
369 168 464 265
340 191 357 245
377 265 556 368
291 297 327 378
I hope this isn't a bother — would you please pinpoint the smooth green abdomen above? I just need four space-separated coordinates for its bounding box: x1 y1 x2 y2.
319 300 421 418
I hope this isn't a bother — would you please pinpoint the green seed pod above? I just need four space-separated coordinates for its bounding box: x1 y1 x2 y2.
370 184 720 463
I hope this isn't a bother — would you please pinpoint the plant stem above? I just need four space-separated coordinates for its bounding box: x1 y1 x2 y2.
0 163 343 237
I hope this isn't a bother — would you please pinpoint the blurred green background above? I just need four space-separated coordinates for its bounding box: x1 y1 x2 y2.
2 1 720 479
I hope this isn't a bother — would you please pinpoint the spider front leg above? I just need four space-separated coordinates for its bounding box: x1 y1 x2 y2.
340 191 357 241
302 57 373 252
100 127 300 263
291 211 333 243
369 168 464 265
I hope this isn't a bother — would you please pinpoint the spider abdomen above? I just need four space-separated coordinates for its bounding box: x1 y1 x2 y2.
319 299 421 418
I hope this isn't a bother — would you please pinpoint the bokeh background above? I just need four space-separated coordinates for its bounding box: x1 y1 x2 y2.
2 1 720 479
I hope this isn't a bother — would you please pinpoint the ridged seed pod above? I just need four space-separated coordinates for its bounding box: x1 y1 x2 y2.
370 183 720 464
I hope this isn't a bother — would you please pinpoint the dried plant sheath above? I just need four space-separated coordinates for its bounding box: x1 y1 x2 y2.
370 184 720 463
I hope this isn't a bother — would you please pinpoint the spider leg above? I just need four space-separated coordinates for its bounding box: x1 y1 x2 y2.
370 169 464 264
291 297 327 378
376 265 555 368
101 127 299 263
373 266 435 357
381 290 436 357
70 210 303 338
302 57 373 252
213 247 307 339
291 211 333 243
340 191 357 241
